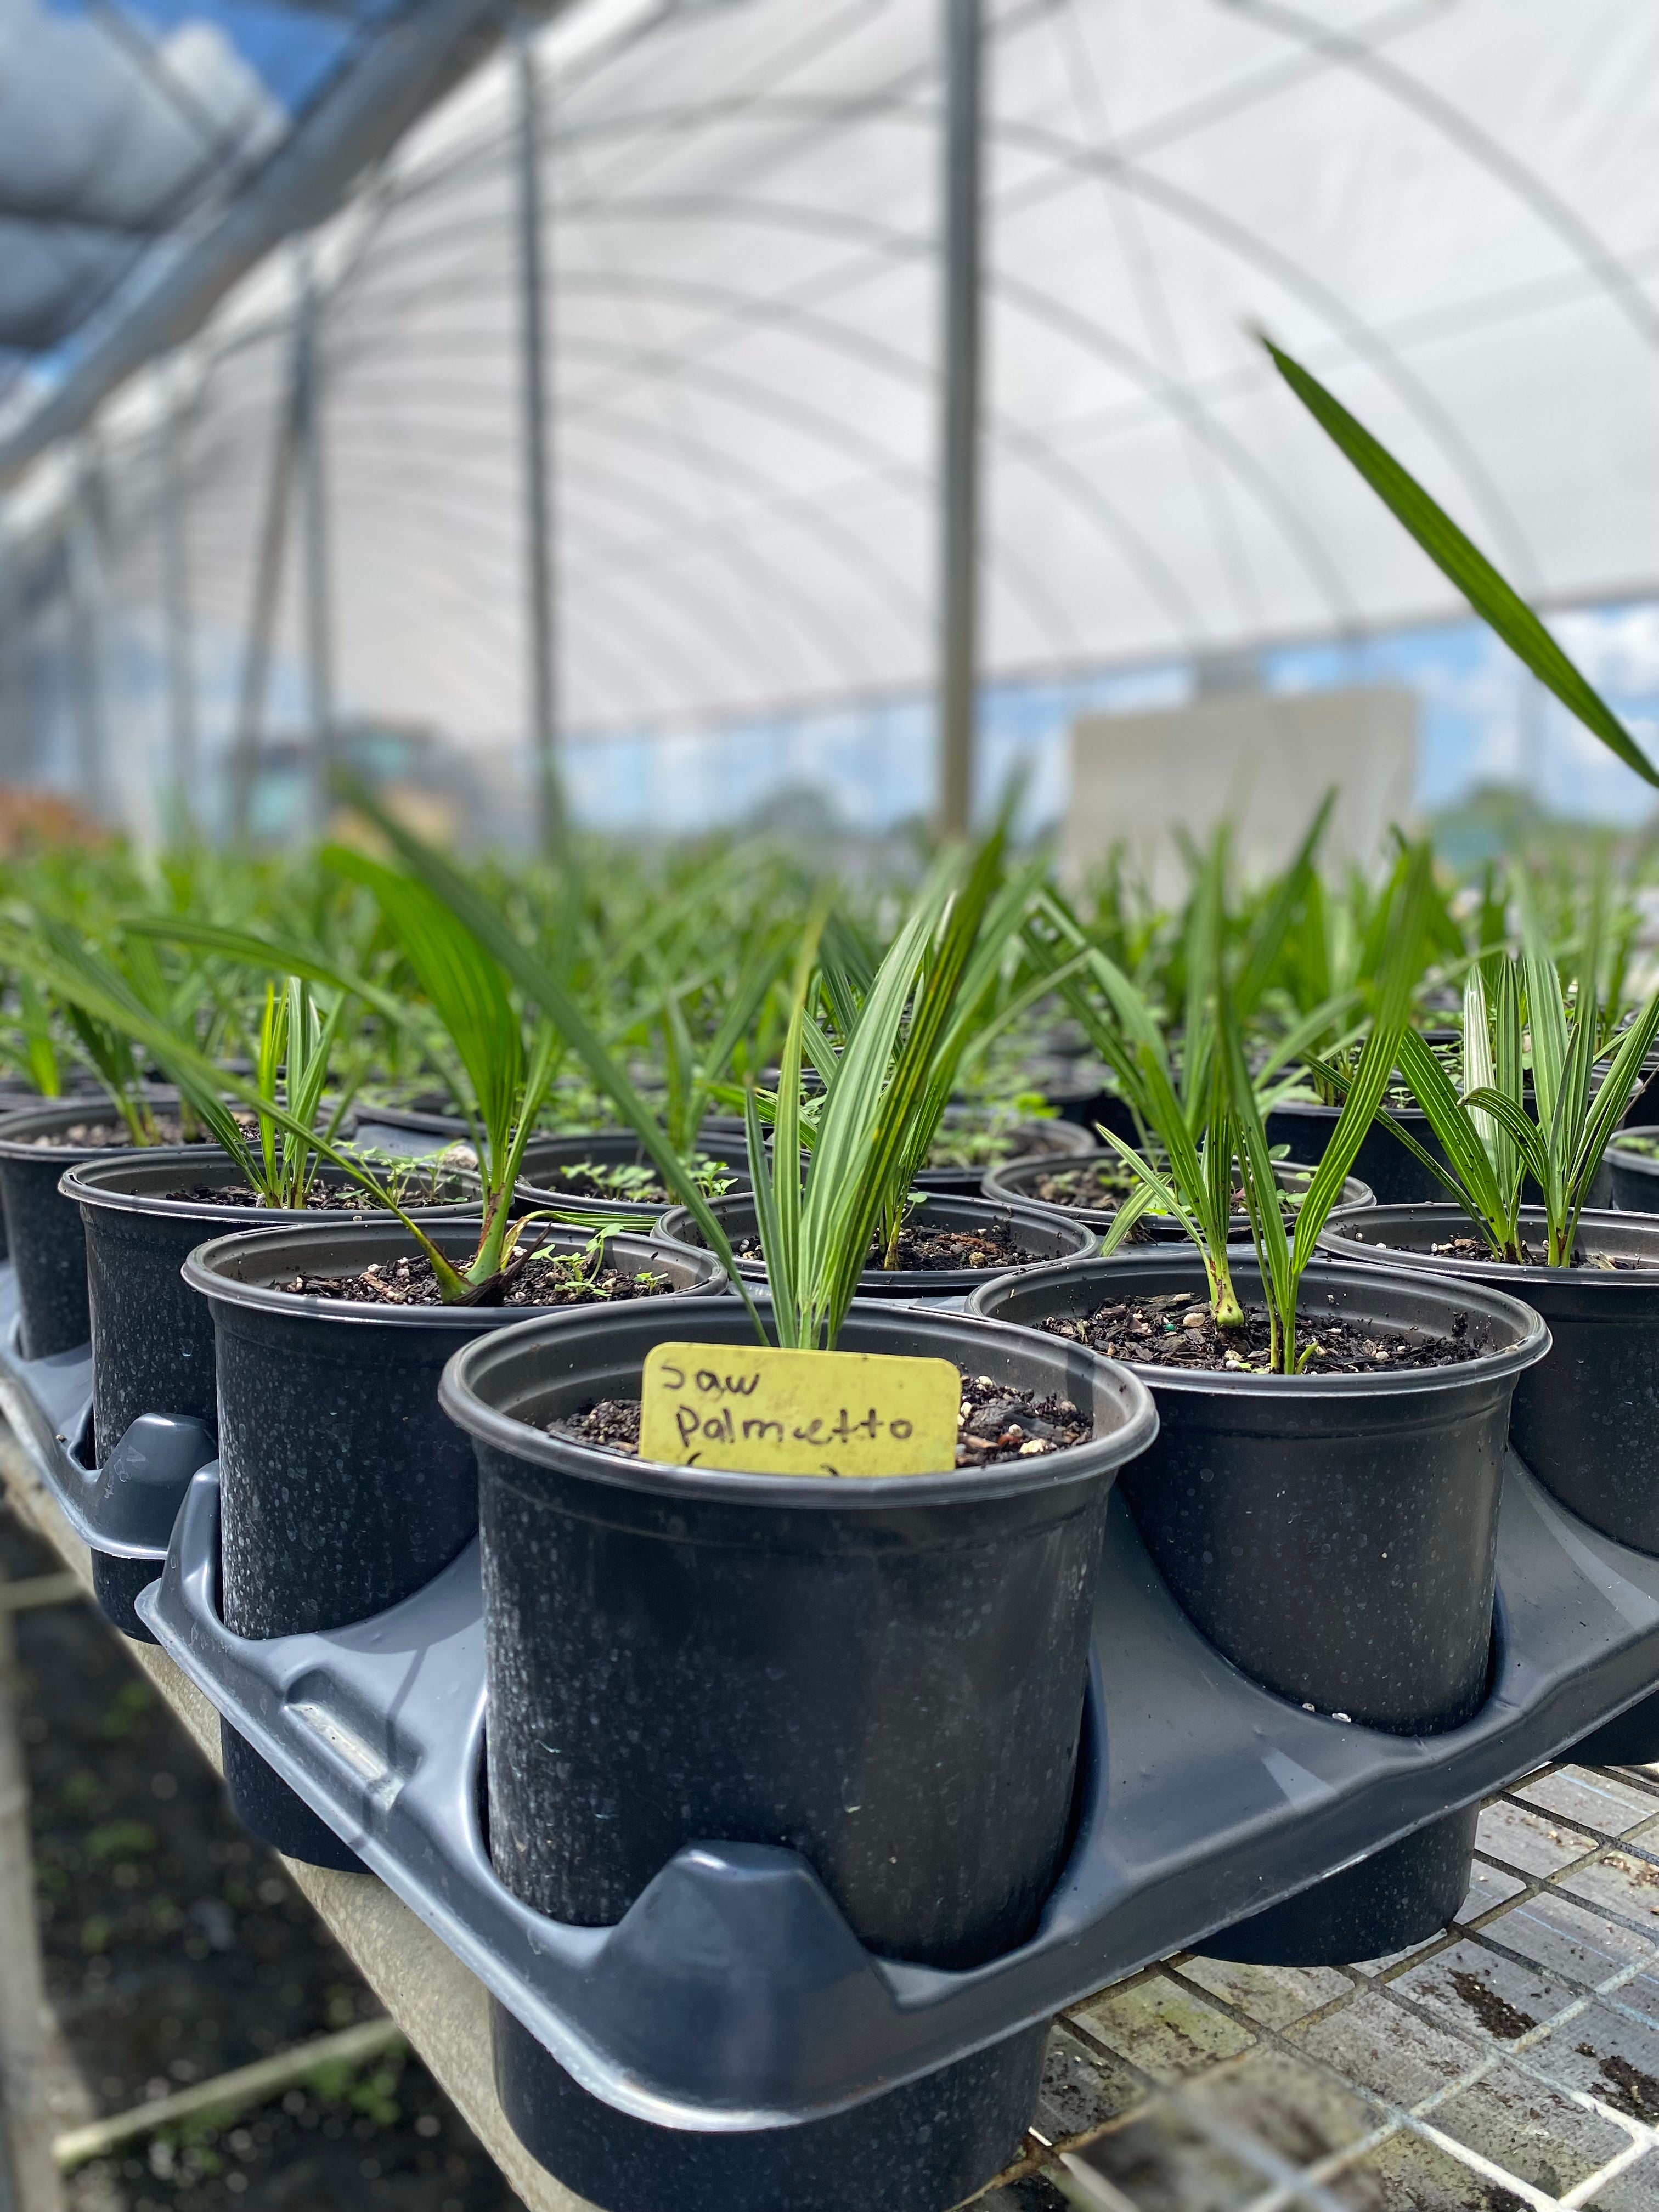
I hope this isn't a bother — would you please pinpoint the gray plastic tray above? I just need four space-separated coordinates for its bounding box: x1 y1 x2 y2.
0 1264 215 1618
136 1442 1659 2132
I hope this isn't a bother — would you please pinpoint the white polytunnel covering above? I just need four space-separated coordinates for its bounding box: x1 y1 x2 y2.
2 0 1657 821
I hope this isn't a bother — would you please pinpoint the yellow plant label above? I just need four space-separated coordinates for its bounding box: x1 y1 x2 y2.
638 1342 960 1477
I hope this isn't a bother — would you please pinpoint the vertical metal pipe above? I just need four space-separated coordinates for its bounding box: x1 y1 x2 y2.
516 24 562 855
295 257 337 832
228 329 302 843
161 372 198 834
937 0 983 840
0 530 26 786
67 447 110 820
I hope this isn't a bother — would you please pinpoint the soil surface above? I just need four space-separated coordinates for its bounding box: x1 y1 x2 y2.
552 1367 1092 1470
1042 1291 1480 1374
1024 1160 1137 1208
278 1248 676 1308
535 1155 733 1205
1424 1235 1659 1271
731 1215 1043 1274
160 1178 464 1212
0 1509 523 2212
23 1118 229 1150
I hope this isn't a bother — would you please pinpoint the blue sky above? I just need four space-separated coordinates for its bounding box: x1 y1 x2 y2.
44 0 360 112
559 597 1659 840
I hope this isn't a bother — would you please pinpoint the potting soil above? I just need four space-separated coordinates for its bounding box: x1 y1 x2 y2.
732 1217 1041 1273
1043 1293 1482 1373
161 1178 459 1211
275 1251 678 1307
1426 1235 1659 1270
26 1117 242 1149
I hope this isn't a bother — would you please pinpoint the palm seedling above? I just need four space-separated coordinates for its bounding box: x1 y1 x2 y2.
1265 336 1659 798
1373 897 1659 1268
1223 844 1434 1371
6 911 220 1145
744 826 1021 1347
2 887 540 1295
1024 809 1351 1329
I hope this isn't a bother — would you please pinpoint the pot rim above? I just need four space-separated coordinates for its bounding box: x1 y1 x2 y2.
964 1250 1549 1401
983 1149 1374 1221
437 1294 1159 1512
0 1089 189 1163
1266 1094 1434 1124
653 1189 1097 1289
1318 1203 1659 1289
62 1144 479 1224
182 1215 725 1326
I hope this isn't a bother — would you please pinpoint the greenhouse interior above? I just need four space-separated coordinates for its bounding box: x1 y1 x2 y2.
2 3 1659 2210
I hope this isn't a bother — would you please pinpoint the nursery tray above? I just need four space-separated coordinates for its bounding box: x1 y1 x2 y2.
0 1263 214 1588
138 1443 1659 2134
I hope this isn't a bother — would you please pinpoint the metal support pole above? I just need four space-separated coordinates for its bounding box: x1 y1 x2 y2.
66 449 110 822
0 1556 65 2212
937 0 983 840
228 341 302 843
295 259 337 833
161 374 198 836
0 533 25 786
516 25 563 856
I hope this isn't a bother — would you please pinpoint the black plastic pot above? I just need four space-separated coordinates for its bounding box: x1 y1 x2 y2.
0 1094 201 1359
1023 1057 1139 1144
1318 1206 1659 1550
1266 1096 1452 1206
967 1251 1547 1963
490 2008 1048 2212
183 1218 726 1867
346 1091 471 1157
64 1148 479 1468
1318 1203 1659 1762
1616 1051 1659 1130
983 1149 1374 1240
911 1110 1093 1197
0 1082 96 1257
653 1190 1096 1300
516 1128 753 1220
1607 1142 1659 1215
439 1296 1156 2208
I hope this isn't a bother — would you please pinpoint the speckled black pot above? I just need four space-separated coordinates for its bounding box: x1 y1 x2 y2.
0 1094 200 1359
653 1191 1097 1301
1318 1205 1659 1765
1317 1208 1659 1554
490 2001 1049 2212
441 1297 1156 1966
64 1148 479 1466
1265 1098 1452 1207
968 1251 1547 1963
183 1218 726 1869
443 1297 1154 2211
1607 1143 1659 1216
0 1082 96 1257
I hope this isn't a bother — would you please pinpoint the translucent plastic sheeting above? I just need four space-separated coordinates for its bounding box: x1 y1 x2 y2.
4 0 1658 794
